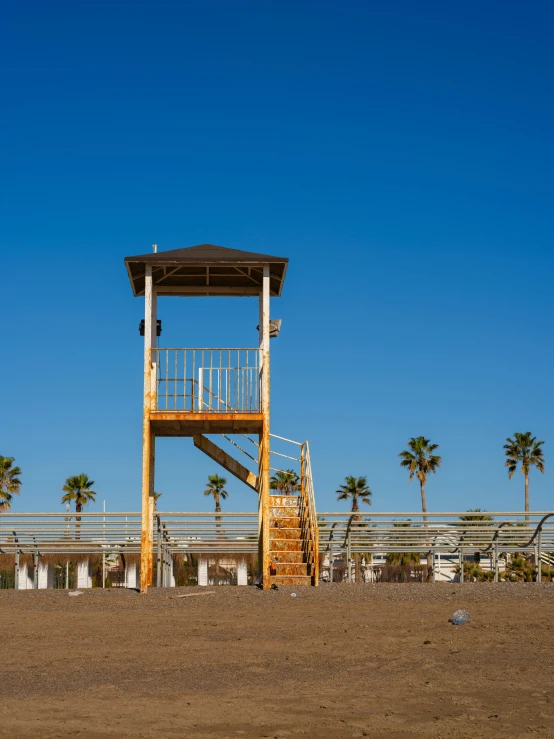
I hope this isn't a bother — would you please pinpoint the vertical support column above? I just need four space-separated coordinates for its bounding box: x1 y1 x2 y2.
14 549 20 589
33 552 39 589
494 543 499 582
140 265 157 593
126 563 138 589
77 559 92 588
459 547 464 583
259 264 271 589
17 562 29 589
237 559 248 585
38 561 54 589
431 550 436 583
170 556 175 587
198 558 208 586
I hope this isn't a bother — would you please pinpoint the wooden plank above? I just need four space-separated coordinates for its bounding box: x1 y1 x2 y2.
169 591 216 599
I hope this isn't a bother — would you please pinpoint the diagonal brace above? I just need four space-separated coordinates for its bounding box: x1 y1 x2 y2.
193 434 258 492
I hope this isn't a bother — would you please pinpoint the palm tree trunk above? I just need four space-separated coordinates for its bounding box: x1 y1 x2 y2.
215 498 222 538
525 473 530 523
352 499 360 583
76 502 82 541
420 480 428 527
420 480 430 566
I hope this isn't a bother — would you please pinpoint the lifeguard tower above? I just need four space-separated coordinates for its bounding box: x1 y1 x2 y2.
124 244 318 592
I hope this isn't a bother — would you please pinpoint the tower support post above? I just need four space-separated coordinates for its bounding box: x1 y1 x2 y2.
259 264 271 589
140 265 157 593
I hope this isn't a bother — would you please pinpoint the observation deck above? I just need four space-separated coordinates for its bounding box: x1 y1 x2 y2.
148 348 263 436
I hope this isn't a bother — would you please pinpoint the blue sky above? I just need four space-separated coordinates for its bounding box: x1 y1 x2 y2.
1 1 553 515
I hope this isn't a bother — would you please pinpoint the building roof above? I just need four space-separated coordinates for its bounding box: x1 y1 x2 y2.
124 244 288 297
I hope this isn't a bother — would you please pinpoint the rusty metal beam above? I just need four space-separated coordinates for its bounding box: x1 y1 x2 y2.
193 435 258 492
260 264 271 589
140 266 156 594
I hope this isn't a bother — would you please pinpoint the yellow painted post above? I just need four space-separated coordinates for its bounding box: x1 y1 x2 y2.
260 264 271 589
140 265 156 593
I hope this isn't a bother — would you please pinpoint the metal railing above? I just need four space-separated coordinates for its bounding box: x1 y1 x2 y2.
299 441 319 583
152 348 260 413
317 511 554 583
3 511 554 587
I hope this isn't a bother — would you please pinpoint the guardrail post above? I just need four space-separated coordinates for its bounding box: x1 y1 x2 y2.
534 541 540 583
14 548 20 590
459 547 464 584
347 528 352 583
329 540 334 584
33 552 39 589
431 550 436 583
156 517 162 588
538 528 543 583
494 543 499 582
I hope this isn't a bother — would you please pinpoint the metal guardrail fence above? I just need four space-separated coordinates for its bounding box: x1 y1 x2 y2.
2 511 554 586
0 512 259 556
316 512 554 555
2 512 554 554
152 348 260 413
317 512 554 584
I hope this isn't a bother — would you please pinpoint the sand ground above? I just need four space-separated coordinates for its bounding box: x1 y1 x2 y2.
1 583 553 738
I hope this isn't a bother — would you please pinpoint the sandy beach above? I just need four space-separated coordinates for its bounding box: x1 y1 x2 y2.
1 583 553 738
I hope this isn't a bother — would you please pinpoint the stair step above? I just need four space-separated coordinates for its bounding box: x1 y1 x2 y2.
269 551 304 564
270 575 313 586
271 516 301 528
271 505 300 514
270 495 300 507
273 563 311 576
270 539 304 552
270 529 303 541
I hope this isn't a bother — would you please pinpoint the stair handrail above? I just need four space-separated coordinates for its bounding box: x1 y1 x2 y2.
300 441 319 584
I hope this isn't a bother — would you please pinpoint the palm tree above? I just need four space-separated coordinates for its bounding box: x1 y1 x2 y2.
385 521 421 567
335 476 372 512
504 432 545 522
0 456 22 511
399 437 441 526
270 469 299 496
61 474 97 539
458 508 493 522
204 474 228 533
336 476 372 583
386 551 421 566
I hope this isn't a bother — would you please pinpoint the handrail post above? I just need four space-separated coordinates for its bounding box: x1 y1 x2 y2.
431 549 435 583
494 542 499 582
459 546 464 584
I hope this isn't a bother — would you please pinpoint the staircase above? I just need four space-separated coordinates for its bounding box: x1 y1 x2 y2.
269 442 319 586
194 424 319 586
269 495 314 585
